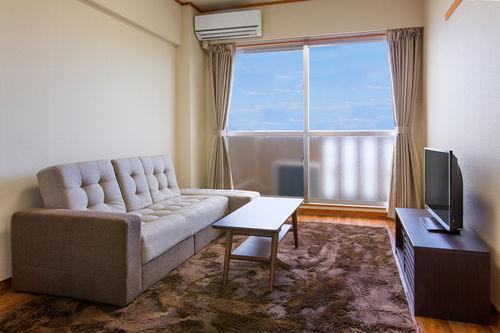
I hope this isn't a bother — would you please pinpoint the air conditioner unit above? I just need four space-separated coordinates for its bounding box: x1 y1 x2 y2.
194 10 262 41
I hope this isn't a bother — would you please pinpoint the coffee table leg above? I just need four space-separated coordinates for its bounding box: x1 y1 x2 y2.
223 230 232 286
292 210 299 248
269 232 279 292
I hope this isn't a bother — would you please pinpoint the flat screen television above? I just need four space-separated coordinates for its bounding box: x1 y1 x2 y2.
421 148 463 233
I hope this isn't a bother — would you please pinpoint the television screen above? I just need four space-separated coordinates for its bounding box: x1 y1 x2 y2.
425 149 450 226
423 148 463 233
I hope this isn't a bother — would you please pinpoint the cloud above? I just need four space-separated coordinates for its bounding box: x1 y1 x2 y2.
232 101 302 114
274 88 302 94
379 114 394 119
365 85 391 90
314 98 392 111
274 74 289 79
244 91 275 96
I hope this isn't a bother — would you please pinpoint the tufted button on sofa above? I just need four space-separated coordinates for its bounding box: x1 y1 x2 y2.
11 155 259 306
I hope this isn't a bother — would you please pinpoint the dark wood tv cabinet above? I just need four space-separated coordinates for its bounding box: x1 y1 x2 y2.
395 208 490 324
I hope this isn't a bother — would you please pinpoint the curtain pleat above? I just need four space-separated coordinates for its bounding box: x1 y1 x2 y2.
387 28 423 218
208 44 236 189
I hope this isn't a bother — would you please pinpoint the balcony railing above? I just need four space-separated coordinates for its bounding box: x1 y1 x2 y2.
227 131 394 206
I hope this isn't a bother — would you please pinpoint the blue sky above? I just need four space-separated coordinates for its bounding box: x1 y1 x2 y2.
228 41 394 131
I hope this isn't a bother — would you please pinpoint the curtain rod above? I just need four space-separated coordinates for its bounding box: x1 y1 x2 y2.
236 32 386 49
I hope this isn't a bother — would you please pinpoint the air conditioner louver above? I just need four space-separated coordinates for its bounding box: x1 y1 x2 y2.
195 10 262 41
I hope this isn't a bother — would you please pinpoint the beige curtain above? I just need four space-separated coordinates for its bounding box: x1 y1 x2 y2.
208 43 236 189
387 28 423 218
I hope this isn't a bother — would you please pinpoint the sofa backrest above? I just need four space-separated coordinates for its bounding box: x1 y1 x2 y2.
140 155 180 203
112 157 153 212
37 154 181 213
37 160 127 212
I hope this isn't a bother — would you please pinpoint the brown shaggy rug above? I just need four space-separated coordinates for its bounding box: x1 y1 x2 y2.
0 222 415 332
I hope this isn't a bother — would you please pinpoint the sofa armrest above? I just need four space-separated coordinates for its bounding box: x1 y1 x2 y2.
11 208 142 306
180 188 260 213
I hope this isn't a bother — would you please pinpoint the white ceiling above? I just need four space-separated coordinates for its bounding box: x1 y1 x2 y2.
188 0 293 11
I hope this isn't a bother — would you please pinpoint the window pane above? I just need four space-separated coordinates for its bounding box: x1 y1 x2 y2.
228 136 303 196
309 135 394 203
228 50 304 130
309 41 394 130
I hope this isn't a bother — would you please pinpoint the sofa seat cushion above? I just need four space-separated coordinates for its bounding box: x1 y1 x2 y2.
135 195 228 264
180 188 260 213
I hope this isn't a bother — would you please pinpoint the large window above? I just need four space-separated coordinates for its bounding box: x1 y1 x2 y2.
227 37 395 206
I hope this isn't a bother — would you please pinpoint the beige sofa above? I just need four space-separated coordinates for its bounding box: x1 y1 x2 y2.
11 155 259 306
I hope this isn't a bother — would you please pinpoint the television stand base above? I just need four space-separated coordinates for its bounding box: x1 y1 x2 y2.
419 216 446 232
396 208 490 324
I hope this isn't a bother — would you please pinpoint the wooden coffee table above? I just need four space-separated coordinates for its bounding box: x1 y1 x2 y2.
212 196 303 292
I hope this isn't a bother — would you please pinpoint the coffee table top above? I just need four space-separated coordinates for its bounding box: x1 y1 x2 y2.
213 196 303 233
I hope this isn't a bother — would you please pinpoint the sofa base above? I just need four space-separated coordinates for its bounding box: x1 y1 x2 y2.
141 225 224 291
195 225 224 253
141 236 194 291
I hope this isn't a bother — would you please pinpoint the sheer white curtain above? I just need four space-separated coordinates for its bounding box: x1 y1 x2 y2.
208 43 236 189
387 28 423 218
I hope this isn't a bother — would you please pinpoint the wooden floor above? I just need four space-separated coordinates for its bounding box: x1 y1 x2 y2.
1 212 499 333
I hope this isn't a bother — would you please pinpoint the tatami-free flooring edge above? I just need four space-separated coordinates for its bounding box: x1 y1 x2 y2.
0 277 11 293
1 212 499 332
0 288 34 315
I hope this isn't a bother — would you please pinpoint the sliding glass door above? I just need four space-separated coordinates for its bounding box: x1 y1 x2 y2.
227 37 395 206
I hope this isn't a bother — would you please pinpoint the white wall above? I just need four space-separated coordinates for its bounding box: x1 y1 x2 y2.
212 0 424 42
90 0 181 44
0 0 179 281
175 5 210 188
262 0 423 39
423 0 500 308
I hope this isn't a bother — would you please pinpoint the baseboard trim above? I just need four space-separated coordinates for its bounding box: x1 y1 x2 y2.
299 206 390 219
0 277 12 292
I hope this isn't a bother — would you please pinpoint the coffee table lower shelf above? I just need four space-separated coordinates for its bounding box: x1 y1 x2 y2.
231 224 292 262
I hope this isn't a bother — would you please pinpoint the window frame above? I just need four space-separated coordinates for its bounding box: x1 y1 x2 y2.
227 33 396 207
